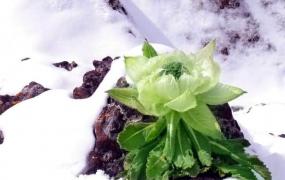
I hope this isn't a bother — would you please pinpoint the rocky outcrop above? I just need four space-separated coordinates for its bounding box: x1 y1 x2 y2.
0 82 49 115
73 57 113 99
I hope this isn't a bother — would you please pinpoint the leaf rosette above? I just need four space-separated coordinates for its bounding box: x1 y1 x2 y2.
107 42 271 180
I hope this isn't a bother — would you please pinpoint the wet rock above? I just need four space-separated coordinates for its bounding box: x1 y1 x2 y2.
0 82 49 115
73 57 113 99
53 61 78 71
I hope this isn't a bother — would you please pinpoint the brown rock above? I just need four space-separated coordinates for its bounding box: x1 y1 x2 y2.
0 82 49 144
73 57 113 99
0 130 4 144
0 82 49 115
53 61 78 71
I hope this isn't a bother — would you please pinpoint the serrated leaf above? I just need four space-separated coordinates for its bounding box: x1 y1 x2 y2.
198 150 212 167
142 41 158 58
181 103 223 140
210 140 271 180
183 123 212 166
124 140 158 180
217 164 257 180
197 83 246 105
174 122 195 169
146 141 169 179
107 87 151 115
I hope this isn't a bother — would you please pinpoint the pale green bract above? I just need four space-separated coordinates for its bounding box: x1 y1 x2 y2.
124 41 222 116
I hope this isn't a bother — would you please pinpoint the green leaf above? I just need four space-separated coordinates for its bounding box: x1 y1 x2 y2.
198 150 212 167
163 112 180 160
217 164 257 180
181 103 223 140
125 140 159 179
125 56 149 82
146 141 169 179
210 140 271 180
142 41 158 58
118 123 150 151
173 122 195 169
197 83 246 105
145 117 167 142
107 87 150 115
249 156 272 180
118 119 167 151
165 90 197 112
183 124 212 166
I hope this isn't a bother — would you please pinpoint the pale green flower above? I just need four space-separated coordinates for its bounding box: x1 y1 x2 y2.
124 41 220 116
108 41 245 139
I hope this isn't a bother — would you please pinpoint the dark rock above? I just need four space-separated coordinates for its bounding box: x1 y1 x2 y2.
73 57 113 99
247 34 260 43
107 0 127 15
0 95 14 115
221 47 229 56
0 130 4 144
279 134 285 138
209 104 244 139
229 33 241 44
21 57 31 61
84 78 149 176
13 82 49 102
231 105 244 112
216 0 240 9
53 61 78 71
0 82 48 144
84 99 144 176
0 82 49 115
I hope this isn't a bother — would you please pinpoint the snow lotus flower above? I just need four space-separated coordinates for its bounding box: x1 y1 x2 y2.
125 41 221 116
108 41 244 139
107 42 271 180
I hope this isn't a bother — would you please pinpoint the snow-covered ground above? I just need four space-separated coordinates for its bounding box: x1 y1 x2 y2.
0 0 285 179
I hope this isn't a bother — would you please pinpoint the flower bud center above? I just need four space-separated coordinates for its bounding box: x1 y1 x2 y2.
160 62 186 79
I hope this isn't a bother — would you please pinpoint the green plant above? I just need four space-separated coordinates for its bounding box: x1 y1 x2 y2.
107 41 271 180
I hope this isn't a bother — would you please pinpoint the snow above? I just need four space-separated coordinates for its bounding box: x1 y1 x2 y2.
0 57 125 180
234 103 285 180
0 0 143 94
132 0 285 106
0 0 285 179
0 43 171 180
